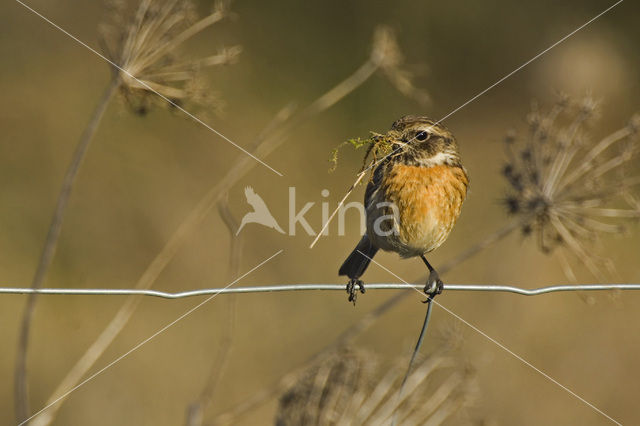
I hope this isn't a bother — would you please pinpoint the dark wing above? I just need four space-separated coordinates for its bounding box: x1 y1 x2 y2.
364 161 386 207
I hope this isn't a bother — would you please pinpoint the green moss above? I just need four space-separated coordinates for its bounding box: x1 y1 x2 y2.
329 132 396 173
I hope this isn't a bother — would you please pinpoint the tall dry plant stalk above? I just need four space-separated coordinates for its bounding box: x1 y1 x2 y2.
13 76 120 425
16 0 238 424
185 198 243 426
185 106 312 425
27 24 428 426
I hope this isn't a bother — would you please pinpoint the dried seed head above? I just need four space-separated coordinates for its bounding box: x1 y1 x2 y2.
503 96 640 280
276 348 375 426
371 26 431 106
627 114 640 135
276 347 478 425
100 0 240 114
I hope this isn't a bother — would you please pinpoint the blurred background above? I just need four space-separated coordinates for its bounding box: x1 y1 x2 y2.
1 0 639 424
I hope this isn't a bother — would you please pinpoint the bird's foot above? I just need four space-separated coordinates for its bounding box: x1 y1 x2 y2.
346 279 366 305
423 270 443 303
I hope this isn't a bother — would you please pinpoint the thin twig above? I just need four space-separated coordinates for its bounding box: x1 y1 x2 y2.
387 302 435 426
392 296 442 426
309 170 367 248
14 76 120 425
394 299 435 418
185 198 242 426
436 215 529 273
389 216 532 422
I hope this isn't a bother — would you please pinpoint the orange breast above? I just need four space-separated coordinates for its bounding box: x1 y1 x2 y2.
373 163 468 257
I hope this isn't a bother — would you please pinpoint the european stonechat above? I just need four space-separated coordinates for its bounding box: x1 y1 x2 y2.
339 115 469 303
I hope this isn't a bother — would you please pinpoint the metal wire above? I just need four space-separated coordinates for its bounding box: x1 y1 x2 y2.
1 283 639 299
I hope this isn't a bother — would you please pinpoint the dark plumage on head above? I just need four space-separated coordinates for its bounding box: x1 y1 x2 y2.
387 115 462 167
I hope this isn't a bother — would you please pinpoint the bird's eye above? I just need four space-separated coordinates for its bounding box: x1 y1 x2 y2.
416 131 428 141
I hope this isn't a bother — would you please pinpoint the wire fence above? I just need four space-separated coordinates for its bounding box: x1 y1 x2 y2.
2 283 639 299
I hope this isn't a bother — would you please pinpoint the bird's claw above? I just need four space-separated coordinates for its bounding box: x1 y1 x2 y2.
422 270 443 303
346 279 366 305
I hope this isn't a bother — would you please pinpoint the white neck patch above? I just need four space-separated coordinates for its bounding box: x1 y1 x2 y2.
422 151 455 167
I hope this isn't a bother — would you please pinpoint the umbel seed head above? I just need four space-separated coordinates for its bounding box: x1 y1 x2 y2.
502 95 640 280
99 0 240 114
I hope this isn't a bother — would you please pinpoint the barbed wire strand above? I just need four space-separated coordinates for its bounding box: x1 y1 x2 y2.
2 283 639 298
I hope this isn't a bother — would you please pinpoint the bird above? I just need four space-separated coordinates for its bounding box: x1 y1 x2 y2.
236 186 285 235
339 115 469 303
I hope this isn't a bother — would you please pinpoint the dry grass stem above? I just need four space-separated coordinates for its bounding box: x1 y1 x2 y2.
185 198 242 426
14 77 120 425
368 356 451 424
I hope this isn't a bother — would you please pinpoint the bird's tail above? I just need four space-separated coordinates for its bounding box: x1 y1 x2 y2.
338 235 379 279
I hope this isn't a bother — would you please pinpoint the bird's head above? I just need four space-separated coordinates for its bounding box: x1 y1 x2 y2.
387 115 462 168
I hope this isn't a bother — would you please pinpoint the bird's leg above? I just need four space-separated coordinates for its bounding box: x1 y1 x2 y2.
346 278 366 305
421 255 443 302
